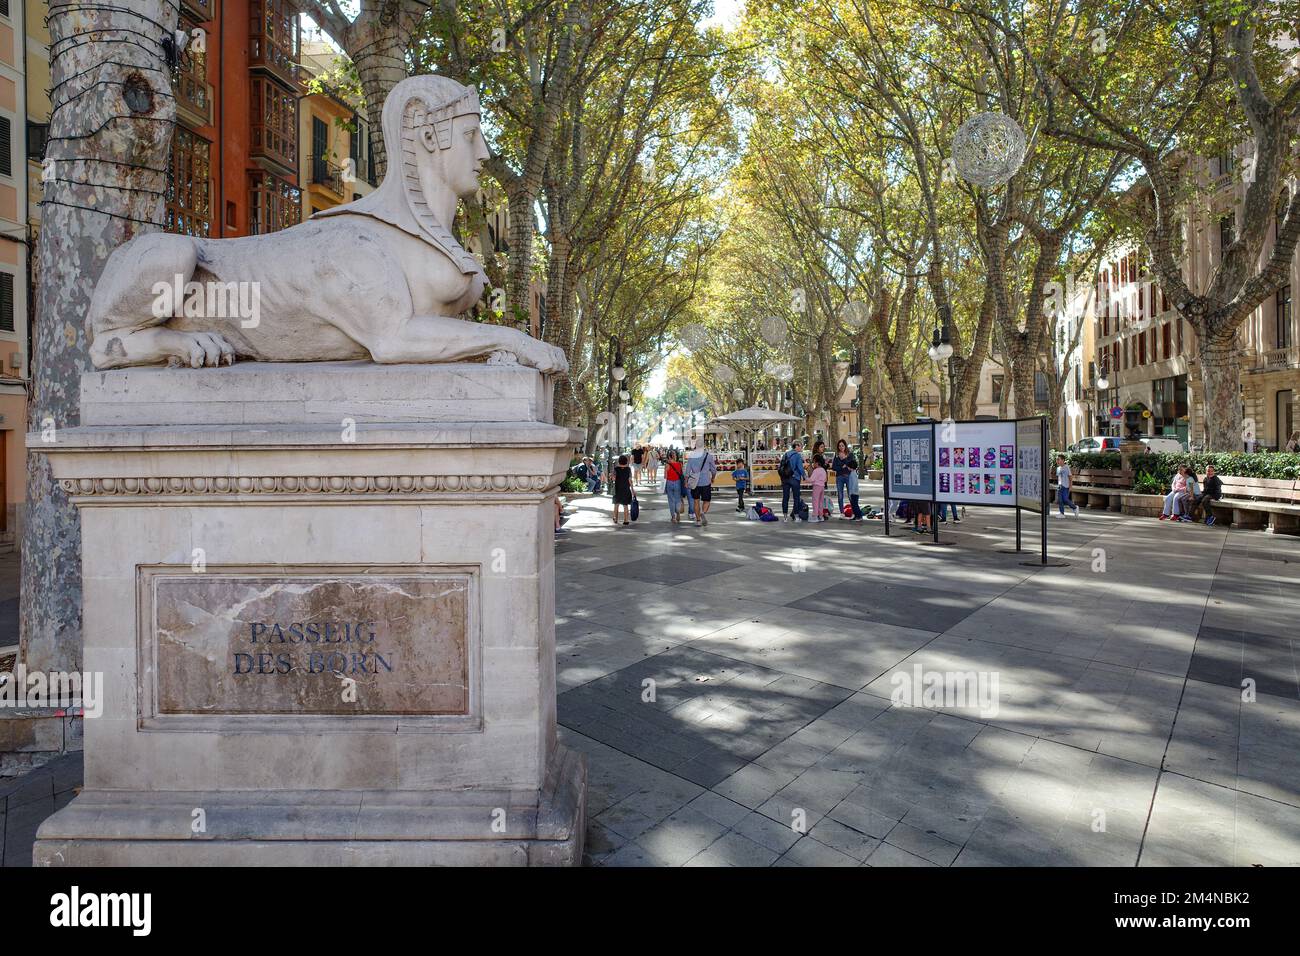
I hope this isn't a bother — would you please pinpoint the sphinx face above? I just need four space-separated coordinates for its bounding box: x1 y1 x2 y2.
420 113 490 200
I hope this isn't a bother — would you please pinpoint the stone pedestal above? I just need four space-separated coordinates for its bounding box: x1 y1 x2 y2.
29 362 586 865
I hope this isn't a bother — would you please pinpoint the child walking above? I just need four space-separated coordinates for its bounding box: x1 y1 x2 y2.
732 461 750 513
810 454 828 522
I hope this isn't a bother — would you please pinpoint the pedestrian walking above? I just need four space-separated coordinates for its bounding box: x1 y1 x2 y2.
612 454 635 526
685 439 718 526
664 449 686 523
631 444 645 486
1055 455 1080 517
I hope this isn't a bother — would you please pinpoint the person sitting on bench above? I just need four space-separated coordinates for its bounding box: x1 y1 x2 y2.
1189 464 1223 525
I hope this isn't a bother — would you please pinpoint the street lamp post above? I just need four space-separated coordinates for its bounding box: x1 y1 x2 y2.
1096 355 1111 435
847 349 865 475
608 337 625 479
927 317 954 417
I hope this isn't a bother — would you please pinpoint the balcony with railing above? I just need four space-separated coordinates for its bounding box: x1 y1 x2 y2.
249 0 301 87
1248 345 1300 372
310 157 347 199
249 170 301 235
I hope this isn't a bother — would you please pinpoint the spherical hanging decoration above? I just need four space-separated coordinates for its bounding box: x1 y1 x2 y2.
763 358 794 382
951 112 1027 187
680 323 707 349
840 301 870 330
760 315 787 345
715 364 736 383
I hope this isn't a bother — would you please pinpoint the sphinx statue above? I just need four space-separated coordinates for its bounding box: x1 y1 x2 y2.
86 75 567 374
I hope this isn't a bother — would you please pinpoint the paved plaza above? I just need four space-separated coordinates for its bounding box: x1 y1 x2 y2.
3 485 1297 867
555 484 1300 867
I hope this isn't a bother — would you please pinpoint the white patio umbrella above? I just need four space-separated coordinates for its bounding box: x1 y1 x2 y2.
705 407 804 468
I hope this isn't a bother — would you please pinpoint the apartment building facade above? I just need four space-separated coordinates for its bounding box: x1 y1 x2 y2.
299 37 377 218
0 0 28 547
1092 152 1298 451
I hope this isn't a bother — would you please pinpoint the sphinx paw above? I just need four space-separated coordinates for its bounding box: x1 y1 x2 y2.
172 331 236 368
487 349 519 366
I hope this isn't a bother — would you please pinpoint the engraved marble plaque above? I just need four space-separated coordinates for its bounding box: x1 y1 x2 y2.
148 570 471 715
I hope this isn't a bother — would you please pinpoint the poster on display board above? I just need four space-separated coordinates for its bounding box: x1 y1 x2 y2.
884 423 935 501
933 420 1017 508
1015 418 1046 512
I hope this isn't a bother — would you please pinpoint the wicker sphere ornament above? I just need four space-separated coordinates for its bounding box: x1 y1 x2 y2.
760 315 787 345
950 112 1027 187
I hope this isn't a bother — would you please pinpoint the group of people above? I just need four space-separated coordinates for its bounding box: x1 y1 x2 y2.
602 437 879 528
777 439 866 521
1158 463 1223 523
612 441 719 526
1054 455 1224 524
629 444 664 487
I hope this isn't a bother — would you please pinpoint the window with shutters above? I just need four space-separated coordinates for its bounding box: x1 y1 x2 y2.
1218 215 1234 262
0 272 14 333
26 121 48 161
165 127 212 237
173 16 211 124
1033 371 1049 405
1279 286 1293 350
249 76 297 171
311 116 328 183
249 169 301 235
249 0 300 86
0 116 11 178
0 0 10 19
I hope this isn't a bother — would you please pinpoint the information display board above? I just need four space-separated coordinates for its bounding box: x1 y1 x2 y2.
1015 418 1046 513
885 424 935 501
882 415 1057 562
934 421 1017 507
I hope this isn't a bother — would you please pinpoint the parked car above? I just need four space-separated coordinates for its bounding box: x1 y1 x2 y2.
1140 436 1187 453
1068 436 1123 454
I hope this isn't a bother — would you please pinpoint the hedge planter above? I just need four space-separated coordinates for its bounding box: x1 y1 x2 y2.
1119 492 1165 518
868 469 883 481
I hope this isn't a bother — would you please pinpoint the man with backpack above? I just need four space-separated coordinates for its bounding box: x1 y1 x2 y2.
780 441 806 521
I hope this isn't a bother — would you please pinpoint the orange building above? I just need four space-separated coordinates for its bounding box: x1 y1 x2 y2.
169 0 304 238
0 0 30 551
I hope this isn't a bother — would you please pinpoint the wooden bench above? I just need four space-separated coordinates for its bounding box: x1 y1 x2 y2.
1051 467 1131 512
1204 477 1300 533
